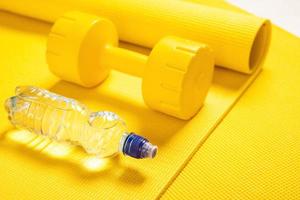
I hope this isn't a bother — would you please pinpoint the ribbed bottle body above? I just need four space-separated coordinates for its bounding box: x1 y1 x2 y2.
5 86 126 157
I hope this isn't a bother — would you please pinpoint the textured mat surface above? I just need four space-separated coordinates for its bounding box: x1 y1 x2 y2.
0 0 270 73
0 3 261 200
162 1 300 199
162 25 300 200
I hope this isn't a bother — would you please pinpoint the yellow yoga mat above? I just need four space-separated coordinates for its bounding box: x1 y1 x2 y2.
0 4 261 200
162 1 300 200
0 0 271 74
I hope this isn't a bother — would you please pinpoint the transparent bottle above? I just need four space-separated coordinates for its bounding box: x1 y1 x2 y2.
4 86 157 159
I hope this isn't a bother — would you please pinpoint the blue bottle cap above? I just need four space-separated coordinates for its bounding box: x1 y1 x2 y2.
121 133 157 159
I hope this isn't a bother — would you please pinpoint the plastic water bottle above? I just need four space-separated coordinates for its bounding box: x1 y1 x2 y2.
4 86 157 159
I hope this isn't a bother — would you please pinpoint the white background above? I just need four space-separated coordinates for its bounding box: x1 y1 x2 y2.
228 0 300 37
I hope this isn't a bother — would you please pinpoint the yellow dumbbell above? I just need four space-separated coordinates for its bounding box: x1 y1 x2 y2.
47 11 214 120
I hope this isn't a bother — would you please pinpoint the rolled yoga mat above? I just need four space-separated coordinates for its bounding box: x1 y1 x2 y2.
0 0 271 74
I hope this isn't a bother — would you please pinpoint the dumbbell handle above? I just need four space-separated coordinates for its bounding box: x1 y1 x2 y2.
102 46 147 78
